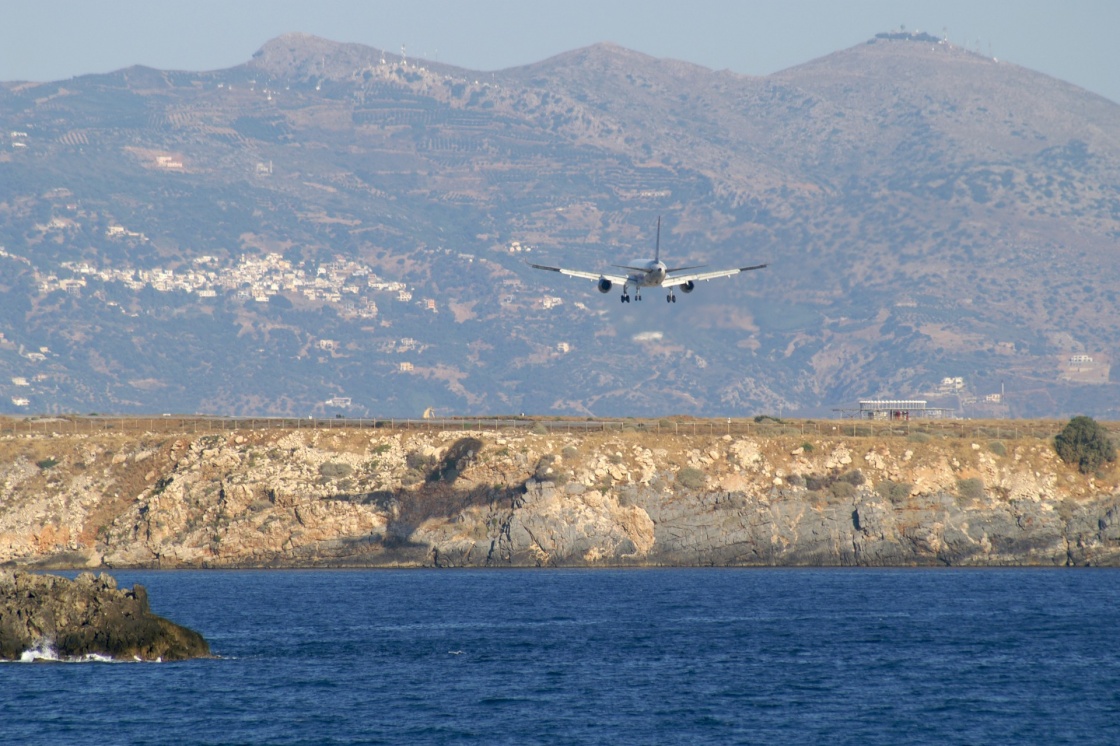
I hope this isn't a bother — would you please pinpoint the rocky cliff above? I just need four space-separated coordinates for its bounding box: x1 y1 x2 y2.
1 424 1118 568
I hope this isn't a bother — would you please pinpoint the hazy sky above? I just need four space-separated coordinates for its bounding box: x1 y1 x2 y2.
3 0 1118 103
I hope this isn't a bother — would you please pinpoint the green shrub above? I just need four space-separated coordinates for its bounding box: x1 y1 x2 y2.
36 457 60 470
799 442 814 453
1054 415 1117 474
829 481 856 499
318 462 354 479
405 451 435 472
804 474 828 492
530 422 548 435
837 469 865 487
786 474 805 487
987 441 1007 457
675 467 706 490
956 477 985 500
876 480 912 504
562 445 579 460
534 454 558 481
907 432 931 444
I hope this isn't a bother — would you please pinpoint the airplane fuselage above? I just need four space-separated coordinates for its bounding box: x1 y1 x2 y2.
630 261 667 288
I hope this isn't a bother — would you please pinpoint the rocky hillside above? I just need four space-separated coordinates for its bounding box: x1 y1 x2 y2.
3 33 1120 418
1 421 1117 567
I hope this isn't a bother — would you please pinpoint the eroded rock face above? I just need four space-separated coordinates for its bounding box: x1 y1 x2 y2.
0 570 210 661
1 427 1119 568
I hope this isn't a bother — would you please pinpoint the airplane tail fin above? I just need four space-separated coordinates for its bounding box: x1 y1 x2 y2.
654 216 661 263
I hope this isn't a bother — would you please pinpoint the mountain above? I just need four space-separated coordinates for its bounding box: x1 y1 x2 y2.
1 31 1119 418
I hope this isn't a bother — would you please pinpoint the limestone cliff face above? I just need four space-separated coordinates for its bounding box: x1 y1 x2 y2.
1 427 1117 568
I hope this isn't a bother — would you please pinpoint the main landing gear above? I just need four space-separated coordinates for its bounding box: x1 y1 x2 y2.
620 291 641 303
666 292 677 303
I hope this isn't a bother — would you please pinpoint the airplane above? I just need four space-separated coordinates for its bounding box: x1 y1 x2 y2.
527 217 767 303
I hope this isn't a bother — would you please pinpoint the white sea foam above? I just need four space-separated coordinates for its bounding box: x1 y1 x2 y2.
19 640 59 662
11 640 132 664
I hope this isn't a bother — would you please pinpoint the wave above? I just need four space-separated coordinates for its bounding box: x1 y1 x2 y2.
9 639 144 664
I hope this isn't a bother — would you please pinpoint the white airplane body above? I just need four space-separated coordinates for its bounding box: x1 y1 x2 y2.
528 217 766 303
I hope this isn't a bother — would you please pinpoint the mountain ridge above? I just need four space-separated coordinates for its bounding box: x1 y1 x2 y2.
1 32 1118 418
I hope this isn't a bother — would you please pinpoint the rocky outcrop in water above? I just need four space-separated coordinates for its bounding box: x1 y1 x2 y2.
1 425 1118 568
0 570 210 660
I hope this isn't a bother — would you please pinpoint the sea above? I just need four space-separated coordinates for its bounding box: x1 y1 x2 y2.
3 568 1118 745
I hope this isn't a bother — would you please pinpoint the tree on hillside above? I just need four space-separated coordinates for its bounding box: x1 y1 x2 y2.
1054 415 1116 474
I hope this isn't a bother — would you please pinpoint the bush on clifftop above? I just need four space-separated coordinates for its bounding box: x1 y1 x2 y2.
675 467 706 490
1054 415 1116 474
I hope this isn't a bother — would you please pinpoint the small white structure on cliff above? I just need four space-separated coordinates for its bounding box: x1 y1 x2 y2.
834 399 955 420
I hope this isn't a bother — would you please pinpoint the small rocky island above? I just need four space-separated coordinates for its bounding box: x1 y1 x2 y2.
0 571 210 661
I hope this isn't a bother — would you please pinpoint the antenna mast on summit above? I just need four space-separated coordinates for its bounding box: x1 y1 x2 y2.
401 44 407 66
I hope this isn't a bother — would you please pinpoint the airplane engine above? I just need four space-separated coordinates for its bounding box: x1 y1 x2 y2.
597 277 613 293
679 280 695 293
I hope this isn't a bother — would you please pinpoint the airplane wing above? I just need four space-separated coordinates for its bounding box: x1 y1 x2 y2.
527 262 630 285
663 263 768 287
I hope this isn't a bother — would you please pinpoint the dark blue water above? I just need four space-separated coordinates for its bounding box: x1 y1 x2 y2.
3 569 1118 745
